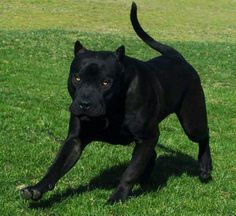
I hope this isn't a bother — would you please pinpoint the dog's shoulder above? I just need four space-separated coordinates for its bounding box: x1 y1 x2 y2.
123 56 161 113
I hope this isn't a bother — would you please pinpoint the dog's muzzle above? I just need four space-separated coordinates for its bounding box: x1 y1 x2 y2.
78 101 91 111
69 101 106 117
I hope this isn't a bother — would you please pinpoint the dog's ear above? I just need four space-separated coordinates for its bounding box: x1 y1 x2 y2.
115 45 125 61
74 40 86 56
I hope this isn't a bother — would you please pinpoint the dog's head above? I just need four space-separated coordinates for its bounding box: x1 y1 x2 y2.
68 40 125 117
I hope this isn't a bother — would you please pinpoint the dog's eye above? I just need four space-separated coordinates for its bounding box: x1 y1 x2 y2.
101 80 110 87
74 74 81 83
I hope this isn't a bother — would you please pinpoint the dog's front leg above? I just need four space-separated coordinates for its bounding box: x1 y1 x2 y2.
107 140 156 204
20 115 87 201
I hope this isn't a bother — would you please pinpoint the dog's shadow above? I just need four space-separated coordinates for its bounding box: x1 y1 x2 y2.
29 144 199 209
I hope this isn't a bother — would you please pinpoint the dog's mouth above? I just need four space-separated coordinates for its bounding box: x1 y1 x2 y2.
79 115 91 121
78 115 110 132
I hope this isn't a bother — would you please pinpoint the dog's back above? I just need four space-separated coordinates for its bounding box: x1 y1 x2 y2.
130 2 203 118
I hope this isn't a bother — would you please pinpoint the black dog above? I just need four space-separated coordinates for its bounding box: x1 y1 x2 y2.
20 2 212 204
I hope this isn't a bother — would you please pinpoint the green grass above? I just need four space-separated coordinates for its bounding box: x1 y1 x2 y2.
0 0 235 42
0 1 235 215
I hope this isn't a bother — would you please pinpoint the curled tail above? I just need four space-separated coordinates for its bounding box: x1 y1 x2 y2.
131 2 182 57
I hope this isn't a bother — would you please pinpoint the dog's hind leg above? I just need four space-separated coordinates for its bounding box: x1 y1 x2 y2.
176 84 212 182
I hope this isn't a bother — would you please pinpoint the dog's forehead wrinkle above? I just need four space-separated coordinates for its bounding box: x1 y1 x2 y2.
77 58 118 78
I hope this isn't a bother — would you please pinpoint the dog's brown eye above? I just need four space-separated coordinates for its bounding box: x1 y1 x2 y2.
74 75 81 83
101 80 110 87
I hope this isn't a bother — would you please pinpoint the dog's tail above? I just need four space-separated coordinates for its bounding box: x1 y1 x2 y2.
130 2 182 57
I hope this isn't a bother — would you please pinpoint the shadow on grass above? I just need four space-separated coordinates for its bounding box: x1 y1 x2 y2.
29 144 199 209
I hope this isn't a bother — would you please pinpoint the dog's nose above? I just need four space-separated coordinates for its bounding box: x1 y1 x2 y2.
79 101 91 110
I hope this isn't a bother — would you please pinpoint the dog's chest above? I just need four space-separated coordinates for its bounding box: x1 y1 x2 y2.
87 115 134 145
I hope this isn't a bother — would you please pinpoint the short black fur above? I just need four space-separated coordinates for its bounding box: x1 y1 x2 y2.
21 2 212 204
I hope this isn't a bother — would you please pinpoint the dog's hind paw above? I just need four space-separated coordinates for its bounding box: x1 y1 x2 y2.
107 186 130 204
20 186 42 201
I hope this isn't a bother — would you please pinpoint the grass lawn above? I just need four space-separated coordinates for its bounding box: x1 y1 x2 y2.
0 0 235 215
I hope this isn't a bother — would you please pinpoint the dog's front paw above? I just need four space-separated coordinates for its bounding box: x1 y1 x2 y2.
20 186 42 201
107 186 130 204
199 171 212 182
199 158 213 183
